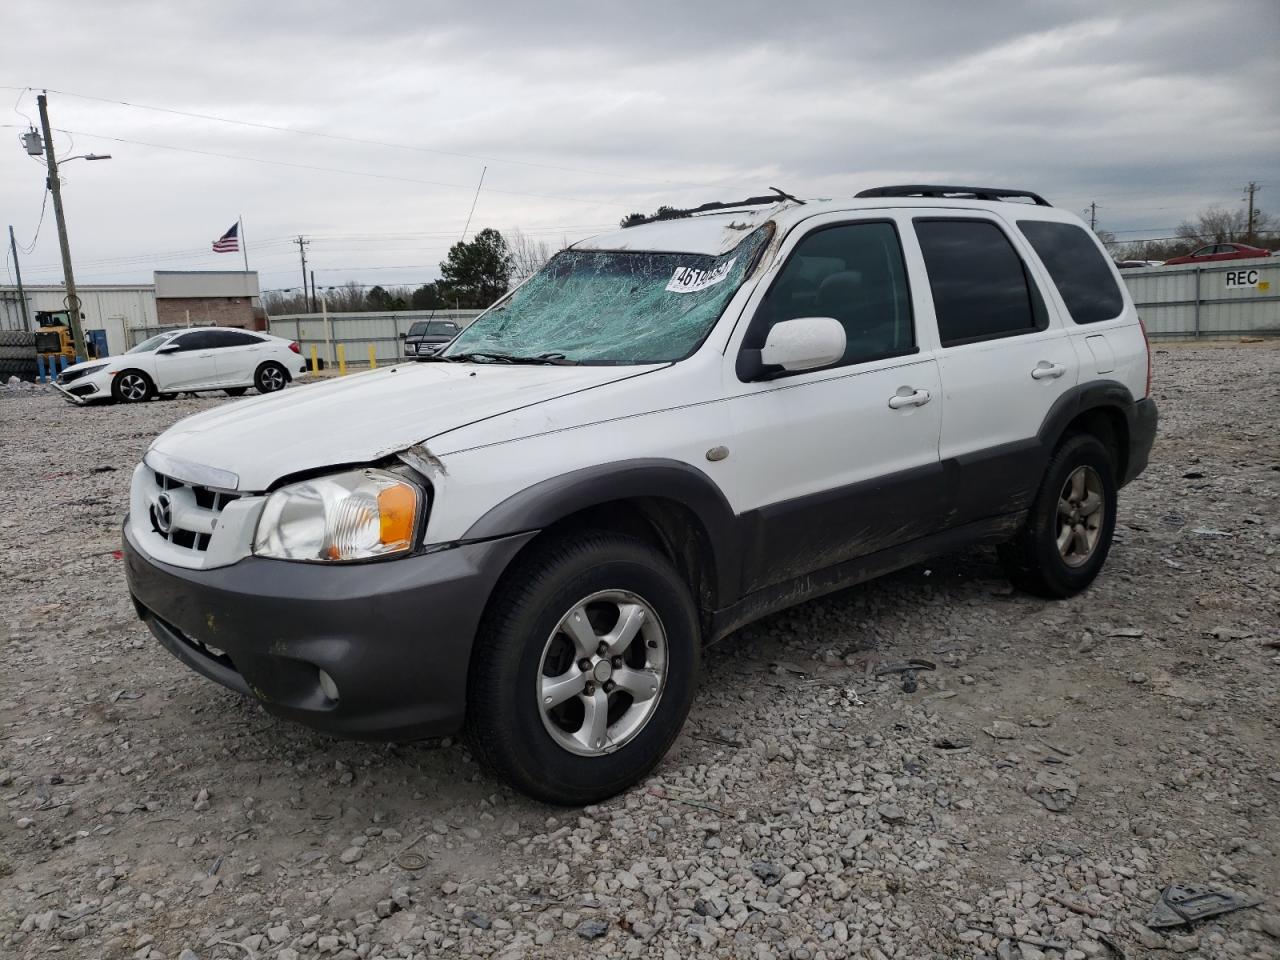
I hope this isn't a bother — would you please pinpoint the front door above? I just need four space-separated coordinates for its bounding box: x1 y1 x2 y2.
153 330 222 390
724 215 945 594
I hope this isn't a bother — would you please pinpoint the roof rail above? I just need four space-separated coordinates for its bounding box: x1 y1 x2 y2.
621 187 802 228
854 184 1051 207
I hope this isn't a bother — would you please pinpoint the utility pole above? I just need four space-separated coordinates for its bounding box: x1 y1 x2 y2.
37 93 87 360
1243 181 1260 243
1087 202 1098 232
294 236 311 312
8 226 31 331
310 269 317 315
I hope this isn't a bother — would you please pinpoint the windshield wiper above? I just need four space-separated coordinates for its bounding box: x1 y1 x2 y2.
435 351 578 365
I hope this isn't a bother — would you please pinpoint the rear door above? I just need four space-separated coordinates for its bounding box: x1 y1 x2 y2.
912 214 1078 528
725 213 946 593
207 329 267 385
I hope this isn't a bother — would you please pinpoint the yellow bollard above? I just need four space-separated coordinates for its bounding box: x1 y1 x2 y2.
337 343 347 376
310 345 319 373
368 344 377 370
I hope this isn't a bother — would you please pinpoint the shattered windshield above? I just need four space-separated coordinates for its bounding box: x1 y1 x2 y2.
444 224 772 365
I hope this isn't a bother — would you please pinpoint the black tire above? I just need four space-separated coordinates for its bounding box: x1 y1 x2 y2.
255 362 288 394
0 357 39 379
225 387 248 397
999 433 1118 598
0 345 36 359
467 532 700 805
0 331 34 348
112 369 155 403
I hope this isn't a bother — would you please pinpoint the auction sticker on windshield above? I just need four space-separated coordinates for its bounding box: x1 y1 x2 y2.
666 258 736 294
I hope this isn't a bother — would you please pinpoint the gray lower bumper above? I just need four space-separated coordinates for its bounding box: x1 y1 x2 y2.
123 525 535 740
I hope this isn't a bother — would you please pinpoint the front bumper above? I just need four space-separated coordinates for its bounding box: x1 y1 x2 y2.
53 373 109 405
1122 397 1159 485
123 523 535 739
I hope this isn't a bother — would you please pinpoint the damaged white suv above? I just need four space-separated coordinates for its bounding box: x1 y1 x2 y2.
124 185 1157 804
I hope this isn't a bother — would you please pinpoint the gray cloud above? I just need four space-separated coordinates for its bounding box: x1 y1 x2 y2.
3 0 1277 289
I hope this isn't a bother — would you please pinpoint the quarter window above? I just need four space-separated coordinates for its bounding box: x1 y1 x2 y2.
1018 220 1125 325
914 219 1047 346
744 221 915 372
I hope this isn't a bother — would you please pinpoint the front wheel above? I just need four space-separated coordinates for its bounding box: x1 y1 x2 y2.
112 370 154 403
467 533 700 805
999 433 1118 598
254 362 287 394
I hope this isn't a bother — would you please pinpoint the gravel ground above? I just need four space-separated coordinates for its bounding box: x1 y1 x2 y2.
2 343 1278 960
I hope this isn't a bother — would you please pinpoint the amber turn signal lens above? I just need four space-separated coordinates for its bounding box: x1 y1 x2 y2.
378 483 418 548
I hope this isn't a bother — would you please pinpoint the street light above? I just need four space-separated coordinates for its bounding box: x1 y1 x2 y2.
31 92 112 360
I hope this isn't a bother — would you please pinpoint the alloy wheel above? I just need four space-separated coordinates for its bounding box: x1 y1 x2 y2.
1056 465 1105 567
537 589 667 756
260 366 285 391
119 374 148 401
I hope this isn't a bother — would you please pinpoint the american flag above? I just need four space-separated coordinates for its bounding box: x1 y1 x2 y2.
211 222 239 253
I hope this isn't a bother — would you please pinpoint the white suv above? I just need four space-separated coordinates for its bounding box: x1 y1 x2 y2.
123 185 1157 804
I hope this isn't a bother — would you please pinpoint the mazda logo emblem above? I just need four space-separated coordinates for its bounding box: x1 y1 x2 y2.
152 492 174 536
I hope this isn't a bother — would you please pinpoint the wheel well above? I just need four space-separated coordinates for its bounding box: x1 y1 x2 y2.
1062 406 1128 481
509 498 718 639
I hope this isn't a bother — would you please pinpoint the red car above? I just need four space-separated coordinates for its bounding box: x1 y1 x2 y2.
1163 242 1273 266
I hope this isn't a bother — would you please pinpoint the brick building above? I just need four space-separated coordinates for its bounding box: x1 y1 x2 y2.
154 271 263 329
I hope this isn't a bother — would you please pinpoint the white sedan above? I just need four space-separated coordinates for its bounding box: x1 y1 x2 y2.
54 328 309 404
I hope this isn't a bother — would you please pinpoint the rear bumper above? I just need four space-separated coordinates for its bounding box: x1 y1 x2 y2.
1123 397 1158 485
123 523 534 740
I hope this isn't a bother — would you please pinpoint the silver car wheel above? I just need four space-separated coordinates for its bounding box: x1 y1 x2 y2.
1056 465 1105 567
537 589 668 757
259 365 286 392
118 373 148 401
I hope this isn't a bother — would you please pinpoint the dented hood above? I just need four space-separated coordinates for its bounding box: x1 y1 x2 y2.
148 362 652 491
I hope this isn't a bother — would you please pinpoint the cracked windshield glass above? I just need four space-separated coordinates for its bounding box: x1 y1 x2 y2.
443 224 771 364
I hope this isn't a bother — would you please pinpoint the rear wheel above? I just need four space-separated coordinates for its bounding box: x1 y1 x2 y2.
467 532 700 805
112 370 154 403
999 433 1117 597
255 362 287 394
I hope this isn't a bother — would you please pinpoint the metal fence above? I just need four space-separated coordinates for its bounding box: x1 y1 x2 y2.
1121 260 1279 340
266 310 482 365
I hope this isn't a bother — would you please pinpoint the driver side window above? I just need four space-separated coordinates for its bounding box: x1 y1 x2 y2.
744 221 915 373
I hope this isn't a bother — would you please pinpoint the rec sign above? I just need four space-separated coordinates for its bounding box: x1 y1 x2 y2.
1225 268 1261 288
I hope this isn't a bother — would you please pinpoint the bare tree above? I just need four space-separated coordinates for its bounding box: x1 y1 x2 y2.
507 228 556 281
1175 204 1275 246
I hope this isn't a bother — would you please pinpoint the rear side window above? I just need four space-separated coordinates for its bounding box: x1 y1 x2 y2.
1018 220 1124 324
211 330 264 346
915 219 1047 346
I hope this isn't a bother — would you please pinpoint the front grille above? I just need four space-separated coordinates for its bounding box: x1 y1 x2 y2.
68 383 95 396
148 471 241 553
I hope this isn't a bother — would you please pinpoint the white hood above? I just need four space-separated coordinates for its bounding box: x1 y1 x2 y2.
148 362 653 490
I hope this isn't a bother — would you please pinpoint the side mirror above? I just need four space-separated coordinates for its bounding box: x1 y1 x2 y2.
759 317 846 372
399 332 407 339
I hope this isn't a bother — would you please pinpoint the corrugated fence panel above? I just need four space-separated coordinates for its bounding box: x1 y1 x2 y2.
1123 260 1279 339
267 310 481 364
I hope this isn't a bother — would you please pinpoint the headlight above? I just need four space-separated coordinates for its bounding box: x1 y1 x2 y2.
253 468 422 561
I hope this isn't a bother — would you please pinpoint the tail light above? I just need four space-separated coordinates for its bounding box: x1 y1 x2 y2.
1138 316 1151 397
289 341 301 354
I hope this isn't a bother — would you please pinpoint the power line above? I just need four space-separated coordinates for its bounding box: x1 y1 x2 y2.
34 86 707 189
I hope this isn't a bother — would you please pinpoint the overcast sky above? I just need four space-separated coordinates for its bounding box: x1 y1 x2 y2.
3 0 1278 292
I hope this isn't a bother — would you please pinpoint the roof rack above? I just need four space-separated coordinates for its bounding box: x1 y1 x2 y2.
621 187 803 228
854 184 1051 207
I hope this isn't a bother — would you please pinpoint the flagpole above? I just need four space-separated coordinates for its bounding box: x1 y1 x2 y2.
238 214 252 302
